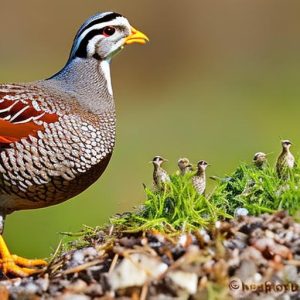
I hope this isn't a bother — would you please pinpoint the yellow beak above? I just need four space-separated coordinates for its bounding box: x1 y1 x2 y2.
125 27 149 45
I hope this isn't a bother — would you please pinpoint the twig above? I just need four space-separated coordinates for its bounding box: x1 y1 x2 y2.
108 254 119 274
62 259 102 275
140 283 149 300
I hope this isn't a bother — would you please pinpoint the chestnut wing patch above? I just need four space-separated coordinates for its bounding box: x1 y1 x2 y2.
0 97 59 145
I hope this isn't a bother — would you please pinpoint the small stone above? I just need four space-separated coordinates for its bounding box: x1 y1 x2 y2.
67 279 87 293
35 277 49 292
59 294 90 300
24 282 39 294
108 253 168 290
167 270 198 294
234 207 249 217
73 250 85 265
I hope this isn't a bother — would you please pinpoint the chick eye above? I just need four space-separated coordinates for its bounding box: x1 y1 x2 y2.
103 26 116 37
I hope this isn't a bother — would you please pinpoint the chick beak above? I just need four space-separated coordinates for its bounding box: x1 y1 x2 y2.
125 27 149 45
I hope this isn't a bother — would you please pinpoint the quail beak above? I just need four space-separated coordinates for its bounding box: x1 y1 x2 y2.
125 27 149 45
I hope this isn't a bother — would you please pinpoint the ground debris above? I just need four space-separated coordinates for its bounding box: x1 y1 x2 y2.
2 211 300 299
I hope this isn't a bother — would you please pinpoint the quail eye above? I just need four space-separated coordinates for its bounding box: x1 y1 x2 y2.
103 26 116 37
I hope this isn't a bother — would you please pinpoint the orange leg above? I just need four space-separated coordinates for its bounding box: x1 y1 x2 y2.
0 235 47 277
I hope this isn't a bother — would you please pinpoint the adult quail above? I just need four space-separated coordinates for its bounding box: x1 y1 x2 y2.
276 140 295 178
151 156 170 191
253 152 267 169
177 158 193 175
0 12 148 277
192 160 209 195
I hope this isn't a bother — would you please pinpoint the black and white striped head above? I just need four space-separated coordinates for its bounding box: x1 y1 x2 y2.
152 156 168 166
70 12 149 61
197 160 209 171
281 140 292 150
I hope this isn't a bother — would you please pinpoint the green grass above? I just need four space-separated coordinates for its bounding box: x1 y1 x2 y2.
211 160 300 218
111 173 230 233
110 158 300 233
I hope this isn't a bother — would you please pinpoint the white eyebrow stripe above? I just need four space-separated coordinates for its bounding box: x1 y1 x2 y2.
73 17 131 55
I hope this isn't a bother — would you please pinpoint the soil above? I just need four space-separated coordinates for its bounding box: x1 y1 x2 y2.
0 211 299 300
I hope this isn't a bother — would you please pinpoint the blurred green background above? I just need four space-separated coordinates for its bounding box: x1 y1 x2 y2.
1 0 300 257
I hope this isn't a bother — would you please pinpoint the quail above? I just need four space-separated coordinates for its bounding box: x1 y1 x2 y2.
192 160 209 195
0 12 148 277
177 157 193 175
253 152 267 169
276 140 295 178
151 156 170 191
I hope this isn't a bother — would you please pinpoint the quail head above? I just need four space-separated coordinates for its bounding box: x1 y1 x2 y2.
276 140 295 178
253 152 267 169
178 157 193 175
151 156 170 191
0 12 148 277
192 160 209 195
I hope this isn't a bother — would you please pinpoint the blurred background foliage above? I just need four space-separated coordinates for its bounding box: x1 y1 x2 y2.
1 0 300 257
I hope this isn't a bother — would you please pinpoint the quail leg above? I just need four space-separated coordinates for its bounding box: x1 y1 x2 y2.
0 235 47 277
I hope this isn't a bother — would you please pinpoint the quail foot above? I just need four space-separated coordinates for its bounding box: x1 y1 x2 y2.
151 156 170 191
192 160 209 195
177 158 193 175
276 140 295 179
0 12 148 277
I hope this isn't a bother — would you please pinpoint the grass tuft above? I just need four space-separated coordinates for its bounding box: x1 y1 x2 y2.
111 173 230 233
111 158 300 232
210 159 300 218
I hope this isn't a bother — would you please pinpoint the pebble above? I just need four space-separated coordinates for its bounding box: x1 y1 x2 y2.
234 207 249 217
108 253 168 290
3 212 300 299
167 270 198 294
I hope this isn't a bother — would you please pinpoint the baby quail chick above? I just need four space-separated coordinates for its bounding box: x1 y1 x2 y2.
253 152 267 169
276 140 295 178
192 160 209 195
178 158 193 175
152 156 170 191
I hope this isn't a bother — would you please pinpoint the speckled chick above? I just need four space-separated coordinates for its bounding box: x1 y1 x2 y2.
152 156 170 191
192 160 209 195
253 152 267 169
177 158 193 175
276 140 295 178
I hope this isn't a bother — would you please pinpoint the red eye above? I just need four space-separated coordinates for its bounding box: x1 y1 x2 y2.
103 26 116 37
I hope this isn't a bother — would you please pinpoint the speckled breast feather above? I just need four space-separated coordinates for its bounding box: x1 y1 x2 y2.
0 84 115 212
